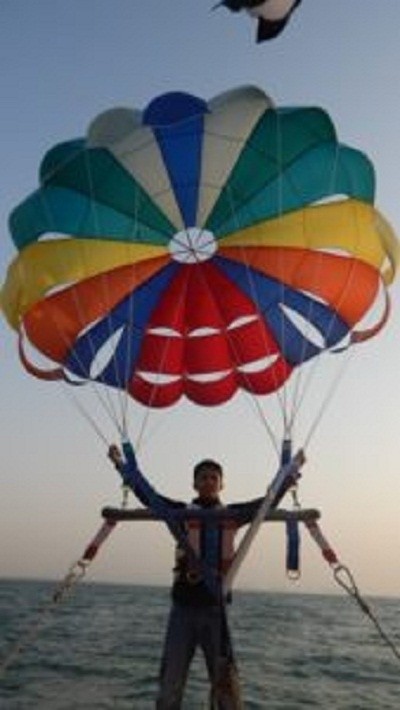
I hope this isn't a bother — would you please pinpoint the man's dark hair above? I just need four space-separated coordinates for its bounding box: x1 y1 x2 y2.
193 459 223 482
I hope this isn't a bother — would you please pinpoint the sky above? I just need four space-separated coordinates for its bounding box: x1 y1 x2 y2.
1 0 400 598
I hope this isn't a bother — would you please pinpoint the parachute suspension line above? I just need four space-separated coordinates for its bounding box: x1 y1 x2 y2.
88 272 128 426
248 107 319 442
115 247 193 449
222 108 294 435
193 231 281 449
275 106 292 439
187 214 281 456
59 380 121 445
302 345 355 449
285 310 354 448
227 108 293 438
237 388 281 458
35 167 120 426
289 141 374 445
118 190 144 435
82 147 131 428
31 183 127 434
276 132 340 438
287 133 346 432
125 401 154 457
222 185 287 452
41 147 127 434
63 282 127 429
283 236 326 438
277 139 353 442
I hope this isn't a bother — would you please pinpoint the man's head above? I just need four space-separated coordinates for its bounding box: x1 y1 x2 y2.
193 459 223 500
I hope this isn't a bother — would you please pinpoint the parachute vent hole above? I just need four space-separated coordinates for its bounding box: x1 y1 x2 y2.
188 327 219 337
89 327 124 379
169 227 217 264
188 370 231 384
137 371 180 385
281 304 326 350
227 314 258 331
39 231 72 243
46 281 77 298
148 326 182 338
238 353 279 374
311 194 350 206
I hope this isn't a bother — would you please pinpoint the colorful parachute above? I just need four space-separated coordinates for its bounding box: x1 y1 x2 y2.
1 86 398 408
220 0 303 42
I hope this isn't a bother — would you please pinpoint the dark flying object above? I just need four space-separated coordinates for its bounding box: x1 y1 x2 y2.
220 0 302 42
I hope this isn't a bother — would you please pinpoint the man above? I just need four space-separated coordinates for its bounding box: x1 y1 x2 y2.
109 443 297 709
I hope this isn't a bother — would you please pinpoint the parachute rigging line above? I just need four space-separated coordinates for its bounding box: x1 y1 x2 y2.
34 171 131 433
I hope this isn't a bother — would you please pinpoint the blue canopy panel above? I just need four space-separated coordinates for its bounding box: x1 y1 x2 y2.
144 92 209 229
214 256 349 364
65 262 180 385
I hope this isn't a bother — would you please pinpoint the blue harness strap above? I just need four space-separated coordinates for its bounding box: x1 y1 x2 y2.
286 518 300 577
120 441 223 601
117 440 304 593
281 439 300 578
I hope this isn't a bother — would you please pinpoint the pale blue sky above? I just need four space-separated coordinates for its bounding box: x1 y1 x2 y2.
1 1 400 597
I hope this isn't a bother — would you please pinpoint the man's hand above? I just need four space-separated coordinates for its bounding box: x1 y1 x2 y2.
108 444 123 467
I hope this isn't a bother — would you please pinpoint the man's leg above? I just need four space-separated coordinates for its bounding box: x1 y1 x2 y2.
156 604 197 710
199 606 243 710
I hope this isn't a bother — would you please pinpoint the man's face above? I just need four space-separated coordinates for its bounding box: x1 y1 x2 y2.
193 466 223 500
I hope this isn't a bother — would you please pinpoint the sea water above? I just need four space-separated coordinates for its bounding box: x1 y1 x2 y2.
0 579 399 709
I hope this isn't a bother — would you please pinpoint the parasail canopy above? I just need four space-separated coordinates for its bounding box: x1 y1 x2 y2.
1 85 398 408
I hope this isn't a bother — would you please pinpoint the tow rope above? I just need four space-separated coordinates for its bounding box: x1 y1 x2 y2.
305 518 400 662
0 518 118 675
